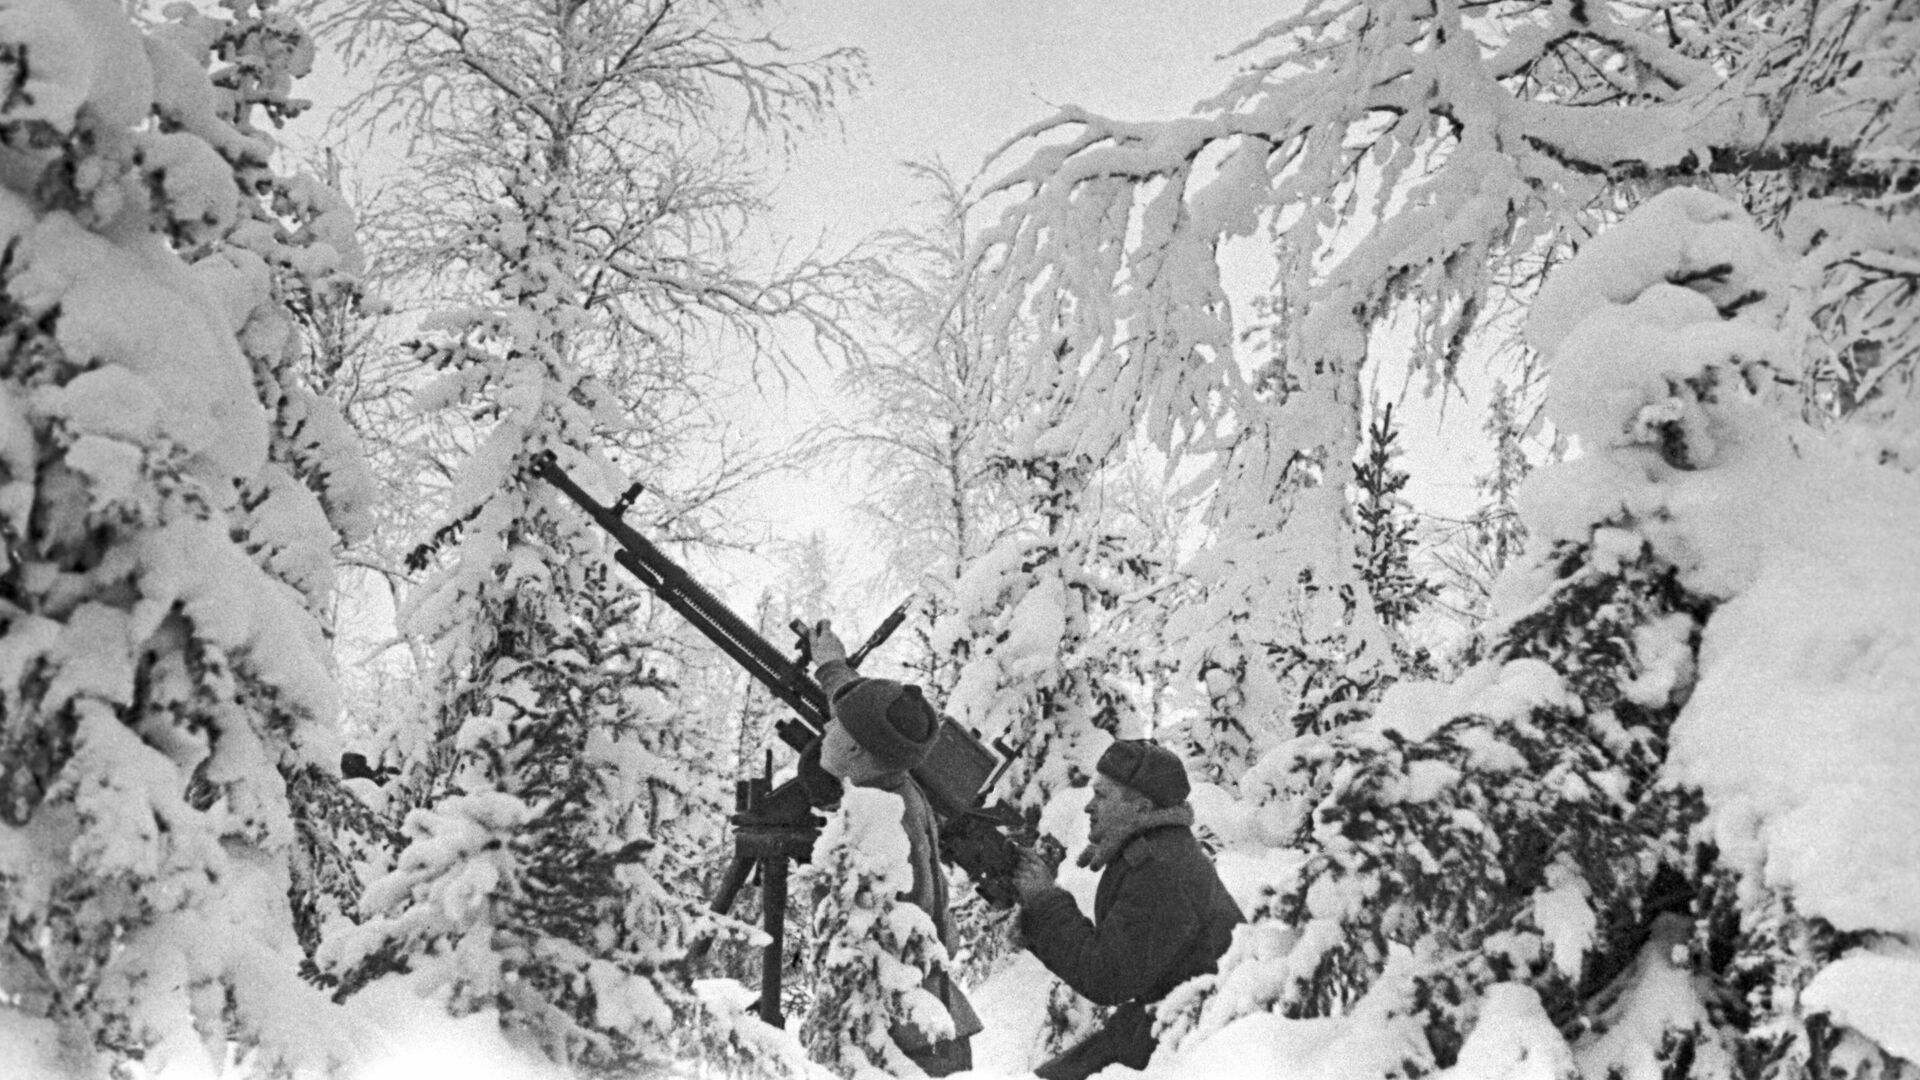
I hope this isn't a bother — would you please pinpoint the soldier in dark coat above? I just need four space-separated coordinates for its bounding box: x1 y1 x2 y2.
806 621 983 1077
1013 740 1244 1080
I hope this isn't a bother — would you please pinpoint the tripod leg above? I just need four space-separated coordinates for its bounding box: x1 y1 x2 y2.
710 853 755 916
759 856 790 1028
685 853 756 969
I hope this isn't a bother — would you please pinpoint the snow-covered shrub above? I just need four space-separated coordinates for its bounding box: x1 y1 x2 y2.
938 443 1173 807
1160 548 1707 1064
0 0 367 1073
939 505 1100 806
800 788 958 1079
321 540 734 1070
1155 189 1920 1078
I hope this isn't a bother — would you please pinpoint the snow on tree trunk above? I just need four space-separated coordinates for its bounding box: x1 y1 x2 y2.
801 787 958 1080
0 0 368 1074
1152 189 1920 1078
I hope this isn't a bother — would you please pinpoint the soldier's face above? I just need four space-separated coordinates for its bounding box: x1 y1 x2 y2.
822 721 887 783
1087 775 1145 835
821 722 862 779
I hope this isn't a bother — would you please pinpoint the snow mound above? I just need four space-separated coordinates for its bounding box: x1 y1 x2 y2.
1801 950 1920 1066
346 980 574 1080
966 952 1064 1077
1440 984 1577 1080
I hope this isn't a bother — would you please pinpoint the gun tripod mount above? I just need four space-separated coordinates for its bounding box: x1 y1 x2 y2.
702 754 825 1028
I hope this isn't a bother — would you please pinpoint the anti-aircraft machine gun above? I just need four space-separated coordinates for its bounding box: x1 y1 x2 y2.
534 455 1052 1026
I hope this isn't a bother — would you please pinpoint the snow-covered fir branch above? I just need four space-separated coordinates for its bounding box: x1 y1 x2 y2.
0 0 372 1073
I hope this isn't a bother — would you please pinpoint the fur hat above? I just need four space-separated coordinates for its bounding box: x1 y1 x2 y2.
831 677 939 772
1096 740 1190 808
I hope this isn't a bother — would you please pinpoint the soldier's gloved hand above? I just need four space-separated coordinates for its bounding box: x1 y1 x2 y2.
1012 846 1057 905
805 619 848 667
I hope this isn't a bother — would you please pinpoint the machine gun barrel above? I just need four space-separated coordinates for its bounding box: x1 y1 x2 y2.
534 455 828 748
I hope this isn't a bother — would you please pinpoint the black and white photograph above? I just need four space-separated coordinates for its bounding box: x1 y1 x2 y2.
1 1 1915 1078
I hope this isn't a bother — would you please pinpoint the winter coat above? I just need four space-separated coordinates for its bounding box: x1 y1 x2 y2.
816 661 982 1070
867 771 955 949
1020 819 1243 1079
870 771 981 1073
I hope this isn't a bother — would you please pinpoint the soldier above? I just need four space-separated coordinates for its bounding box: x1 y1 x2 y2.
805 621 983 1077
1013 740 1244 1080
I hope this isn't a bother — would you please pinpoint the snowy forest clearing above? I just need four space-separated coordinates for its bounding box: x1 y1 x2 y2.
2 2 1918 1080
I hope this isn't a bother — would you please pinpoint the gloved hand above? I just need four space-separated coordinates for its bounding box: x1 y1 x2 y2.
1012 846 1059 904
805 619 848 667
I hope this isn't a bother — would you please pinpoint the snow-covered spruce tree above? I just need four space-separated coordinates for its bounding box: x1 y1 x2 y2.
1352 404 1436 643
1158 411 1346 779
936 440 1165 813
149 0 386 972
1264 401 1440 743
1435 378 1542 632
0 0 369 1074
314 164 738 1070
800 788 957 1080
326 539 730 1070
1154 190 1920 1079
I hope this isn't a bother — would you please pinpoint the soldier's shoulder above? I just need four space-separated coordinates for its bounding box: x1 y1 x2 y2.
1120 824 1199 867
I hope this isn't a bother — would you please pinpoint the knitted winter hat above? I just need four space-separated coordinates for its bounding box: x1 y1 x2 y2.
830 677 939 773
1096 740 1190 808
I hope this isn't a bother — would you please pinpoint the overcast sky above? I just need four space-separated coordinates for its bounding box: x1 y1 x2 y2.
762 1 1282 247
